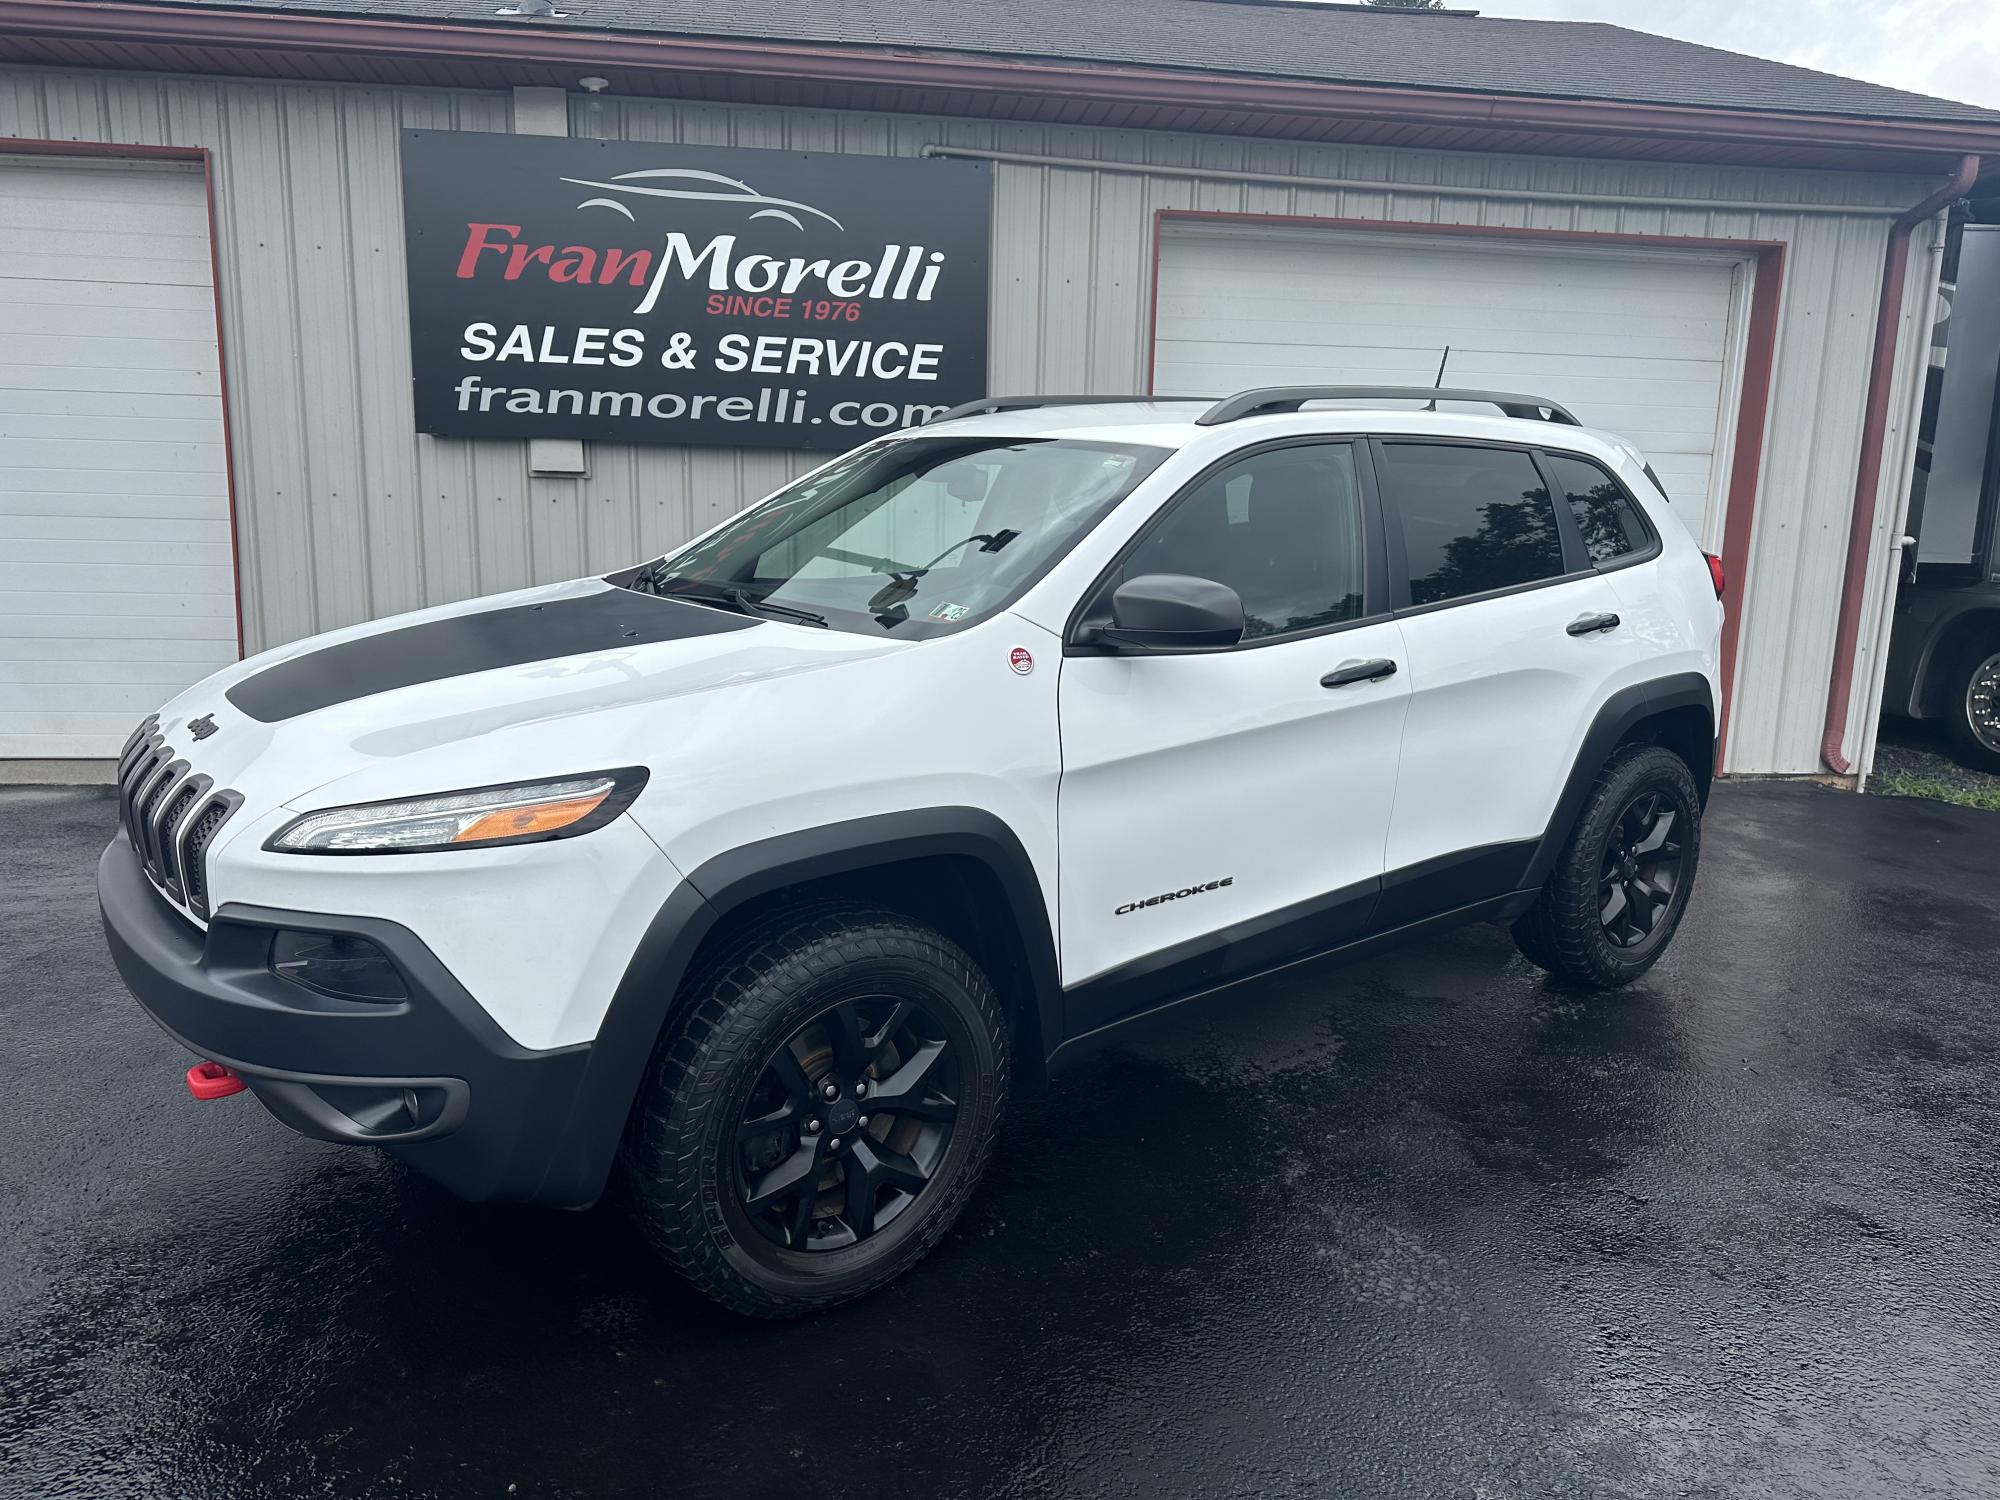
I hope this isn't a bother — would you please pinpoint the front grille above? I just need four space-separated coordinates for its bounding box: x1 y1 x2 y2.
115 713 241 925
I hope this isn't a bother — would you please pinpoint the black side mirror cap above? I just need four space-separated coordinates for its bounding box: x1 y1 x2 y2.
1087 573 1246 652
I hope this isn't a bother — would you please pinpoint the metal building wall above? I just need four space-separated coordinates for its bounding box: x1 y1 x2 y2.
0 66 1941 774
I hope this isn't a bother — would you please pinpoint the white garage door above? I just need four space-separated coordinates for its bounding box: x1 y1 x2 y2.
0 157 236 760
1153 224 1745 544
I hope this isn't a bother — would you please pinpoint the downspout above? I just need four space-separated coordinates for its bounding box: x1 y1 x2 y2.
1821 153 1979 775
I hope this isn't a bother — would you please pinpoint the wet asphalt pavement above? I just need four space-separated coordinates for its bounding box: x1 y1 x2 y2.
4 781 2000 1500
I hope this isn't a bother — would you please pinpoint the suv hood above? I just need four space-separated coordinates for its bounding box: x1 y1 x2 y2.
153 578 911 812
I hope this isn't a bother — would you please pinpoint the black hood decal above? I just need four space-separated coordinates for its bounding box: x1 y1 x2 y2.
225 587 758 723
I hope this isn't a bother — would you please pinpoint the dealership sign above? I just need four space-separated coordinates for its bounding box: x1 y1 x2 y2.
399 131 991 450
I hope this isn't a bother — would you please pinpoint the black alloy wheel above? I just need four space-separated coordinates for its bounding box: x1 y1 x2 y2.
622 906 1007 1318
1598 792 1685 951
1511 742 1702 988
735 997 960 1252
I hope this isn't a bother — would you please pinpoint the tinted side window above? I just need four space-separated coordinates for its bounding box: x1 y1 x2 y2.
1545 453 1653 564
1122 443 1365 640
1377 443 1567 607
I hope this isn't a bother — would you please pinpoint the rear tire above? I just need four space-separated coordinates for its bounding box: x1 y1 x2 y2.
1512 744 1702 988
1941 635 2000 776
622 905 1008 1318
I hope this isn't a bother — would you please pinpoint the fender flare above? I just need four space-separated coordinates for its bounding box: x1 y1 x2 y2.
1909 593 2000 718
535 807 1061 1208
1523 672 1717 891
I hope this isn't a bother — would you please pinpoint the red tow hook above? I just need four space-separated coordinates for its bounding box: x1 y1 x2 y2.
186 1060 249 1100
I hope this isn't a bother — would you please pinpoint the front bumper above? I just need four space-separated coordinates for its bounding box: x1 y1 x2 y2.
97 835 606 1206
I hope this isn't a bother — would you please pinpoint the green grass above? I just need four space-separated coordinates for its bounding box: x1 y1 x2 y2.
1872 770 2000 813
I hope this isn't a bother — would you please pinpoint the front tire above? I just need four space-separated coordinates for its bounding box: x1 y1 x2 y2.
1512 744 1702 988
622 905 1008 1318
1942 636 2000 775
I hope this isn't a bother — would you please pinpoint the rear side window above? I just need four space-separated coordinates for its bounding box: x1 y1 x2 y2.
1121 442 1365 640
1375 443 1567 607
1545 452 1654 565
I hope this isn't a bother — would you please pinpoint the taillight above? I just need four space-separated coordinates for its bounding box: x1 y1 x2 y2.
1705 553 1726 599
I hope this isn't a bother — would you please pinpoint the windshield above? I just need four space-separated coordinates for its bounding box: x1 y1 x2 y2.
638 436 1170 637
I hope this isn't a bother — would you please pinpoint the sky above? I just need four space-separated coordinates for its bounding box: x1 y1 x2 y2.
1462 0 2000 111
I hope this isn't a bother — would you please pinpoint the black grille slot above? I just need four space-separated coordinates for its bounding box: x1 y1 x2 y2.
156 778 210 896
118 746 151 812
116 716 158 784
135 760 187 881
118 718 166 852
117 750 147 806
123 751 169 855
180 794 241 922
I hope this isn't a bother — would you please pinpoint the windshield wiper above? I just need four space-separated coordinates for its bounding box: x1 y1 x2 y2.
728 589 827 629
636 558 688 597
650 576 752 612
655 577 828 628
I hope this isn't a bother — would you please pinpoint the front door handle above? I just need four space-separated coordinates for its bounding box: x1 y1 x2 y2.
1321 658 1398 688
1566 612 1622 637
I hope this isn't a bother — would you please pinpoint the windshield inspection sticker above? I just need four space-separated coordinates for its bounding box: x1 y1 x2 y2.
930 602 971 621
1009 646 1035 675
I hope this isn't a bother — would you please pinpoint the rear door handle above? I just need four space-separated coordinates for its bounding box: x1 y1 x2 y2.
1321 658 1398 688
1566 612 1622 637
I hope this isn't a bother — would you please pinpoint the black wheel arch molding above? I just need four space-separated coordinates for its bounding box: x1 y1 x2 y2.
1885 585 2000 719
1522 670 1716 891
554 807 1064 1208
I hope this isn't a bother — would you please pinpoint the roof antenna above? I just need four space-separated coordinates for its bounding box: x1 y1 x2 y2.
1427 345 1451 411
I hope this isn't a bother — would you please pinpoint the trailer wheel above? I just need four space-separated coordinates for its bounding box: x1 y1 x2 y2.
1942 634 2000 775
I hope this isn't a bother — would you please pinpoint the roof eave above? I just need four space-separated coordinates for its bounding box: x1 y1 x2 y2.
3 0 1998 173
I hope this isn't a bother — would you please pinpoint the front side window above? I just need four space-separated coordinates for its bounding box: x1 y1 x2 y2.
1118 442 1365 641
1544 452 1653 565
1376 443 1568 607
642 437 1169 636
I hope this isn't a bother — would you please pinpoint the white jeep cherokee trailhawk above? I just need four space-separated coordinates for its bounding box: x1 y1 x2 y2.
101 386 1724 1316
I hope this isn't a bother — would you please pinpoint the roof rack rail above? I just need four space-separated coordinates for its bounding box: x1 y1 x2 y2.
932 394 1208 422
1196 386 1582 427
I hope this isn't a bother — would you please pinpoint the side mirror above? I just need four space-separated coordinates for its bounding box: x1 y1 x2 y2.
1092 573 1245 652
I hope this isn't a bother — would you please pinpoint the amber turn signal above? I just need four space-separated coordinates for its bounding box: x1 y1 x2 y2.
450 790 611 845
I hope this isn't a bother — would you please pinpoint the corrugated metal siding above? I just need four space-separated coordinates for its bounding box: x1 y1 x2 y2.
1725 212 1937 776
1850 225 1942 785
0 66 1939 773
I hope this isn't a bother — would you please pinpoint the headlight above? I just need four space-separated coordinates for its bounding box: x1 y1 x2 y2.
266 769 648 854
